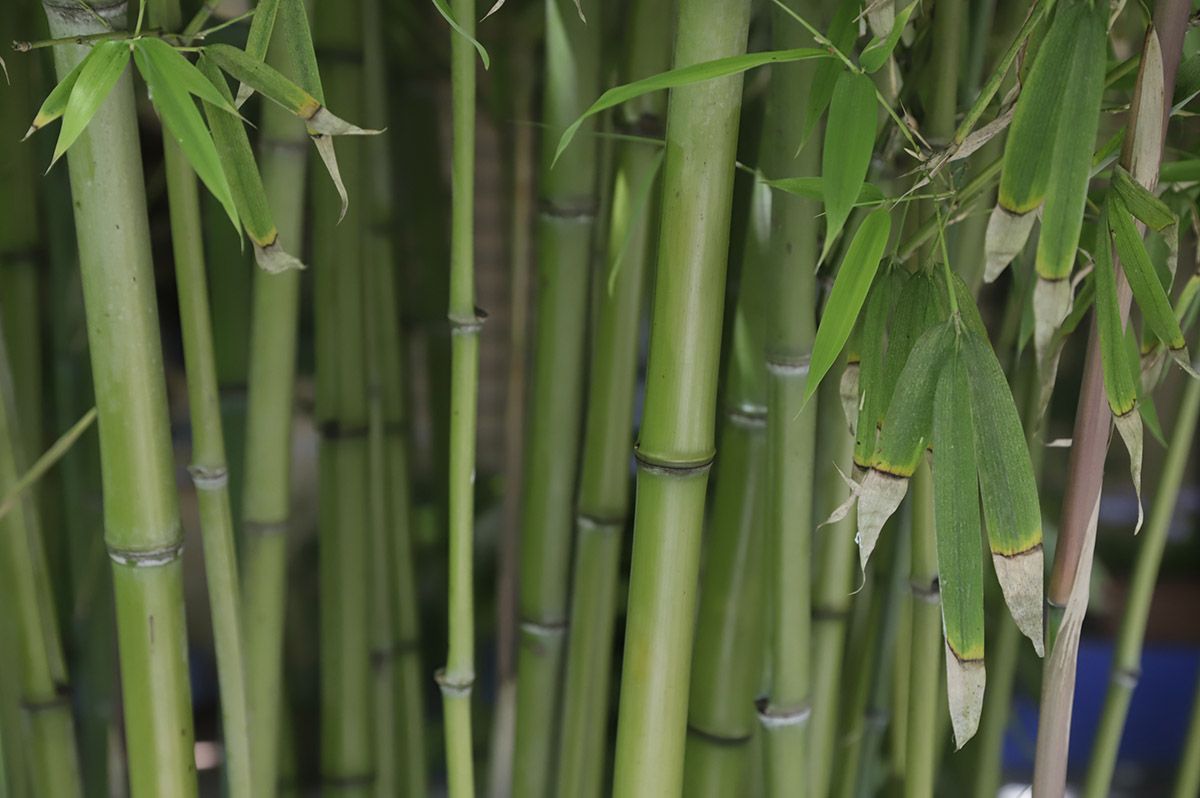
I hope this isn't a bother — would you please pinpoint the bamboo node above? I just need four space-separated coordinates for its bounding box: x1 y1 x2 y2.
434 668 474 697
686 722 752 748
449 309 487 335
19 693 72 715
244 519 289 538
755 698 812 729
106 539 185 568
1112 667 1141 689
765 353 812 377
538 198 598 221
577 512 624 532
518 618 567 639
187 464 229 491
633 446 715 478
910 577 941 604
728 402 768 429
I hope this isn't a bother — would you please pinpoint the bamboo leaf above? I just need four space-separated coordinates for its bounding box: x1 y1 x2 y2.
1111 166 1174 232
821 71 878 263
798 0 859 151
961 329 1044 656
25 53 88 139
761 175 885 205
430 0 491 68
1109 195 1195 373
805 207 892 404
1126 25 1164 187
274 0 325 101
855 321 955 571
0 408 97 524
859 0 916 74
933 350 986 749
882 271 939 409
553 47 829 163
983 204 1036 283
1033 0 1107 282
135 38 239 118
51 41 131 168
1094 204 1143 532
1129 326 1165 446
204 43 380 137
133 41 241 233
235 0 282 107
853 272 894 467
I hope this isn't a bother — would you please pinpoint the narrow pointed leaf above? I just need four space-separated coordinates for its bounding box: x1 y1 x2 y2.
859 0 917 73
26 53 87 138
235 0 283 106
762 176 884 205
134 42 240 232
1111 166 1174 232
431 0 491 68
805 207 892 404
1094 205 1143 531
933 351 986 749
135 38 239 117
961 329 1044 656
52 41 131 168
853 272 894 467
855 321 955 571
821 71 878 262
882 271 939 407
799 0 859 150
553 47 828 162
1129 326 1165 446
1033 0 1107 281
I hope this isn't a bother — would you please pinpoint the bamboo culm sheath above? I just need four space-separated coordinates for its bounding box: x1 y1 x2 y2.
610 0 753 793
41 1 198 794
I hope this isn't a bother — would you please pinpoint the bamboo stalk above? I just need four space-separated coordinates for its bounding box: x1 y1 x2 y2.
239 2 313 794
680 167 771 795
1083 370 1200 797
1034 2 1189 792
39 2 197 794
757 4 822 794
0 324 82 798
512 0 603 789
610 0 752 792
362 0 427 793
146 2 253 794
313 0 374 789
1176 656 1200 798
554 0 669 792
439 0 481 792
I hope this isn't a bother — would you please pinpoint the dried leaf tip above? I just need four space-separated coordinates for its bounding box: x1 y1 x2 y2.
254 240 305 273
945 641 985 749
984 204 1036 283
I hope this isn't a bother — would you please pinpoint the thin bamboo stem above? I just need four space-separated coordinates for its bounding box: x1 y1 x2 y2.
512 0 603 789
362 0 426 792
554 0 669 793
758 4 822 793
440 0 480 791
1035 2 1189 791
0 325 82 798
40 1 197 794
1083 372 1200 797
313 0 374 790
1175 657 1200 798
239 2 312 795
905 464 941 798
610 0 752 793
147 1 252 793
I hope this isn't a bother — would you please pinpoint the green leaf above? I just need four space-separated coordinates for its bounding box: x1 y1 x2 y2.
882 271 940 412
52 41 131 168
554 47 829 163
859 0 917 73
25 53 88 139
1033 0 1107 281
430 0 490 69
853 272 894 467
798 0 859 151
805 207 892 404
1095 203 1144 531
272 0 324 101
821 71 878 263
1129 326 1165 447
135 39 240 118
1158 159 1200 183
761 175 885 205
606 147 664 295
998 1 1095 215
133 42 240 233
932 350 986 749
1111 166 1175 232
1109 195 1190 357
961 329 1044 656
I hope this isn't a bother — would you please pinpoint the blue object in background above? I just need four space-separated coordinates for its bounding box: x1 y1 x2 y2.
1004 640 1200 773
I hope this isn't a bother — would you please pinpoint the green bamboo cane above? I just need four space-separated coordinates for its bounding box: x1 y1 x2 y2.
610 0 752 793
313 0 374 790
439 0 481 792
757 4 823 794
39 2 197 794
363 0 426 792
1176 651 1200 798
512 0 603 789
680 218 769 795
1084 370 1200 797
0 325 82 798
554 0 669 792
239 2 313 794
144 2 253 794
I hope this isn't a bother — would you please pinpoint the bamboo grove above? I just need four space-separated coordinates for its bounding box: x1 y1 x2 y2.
1 0 1200 795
